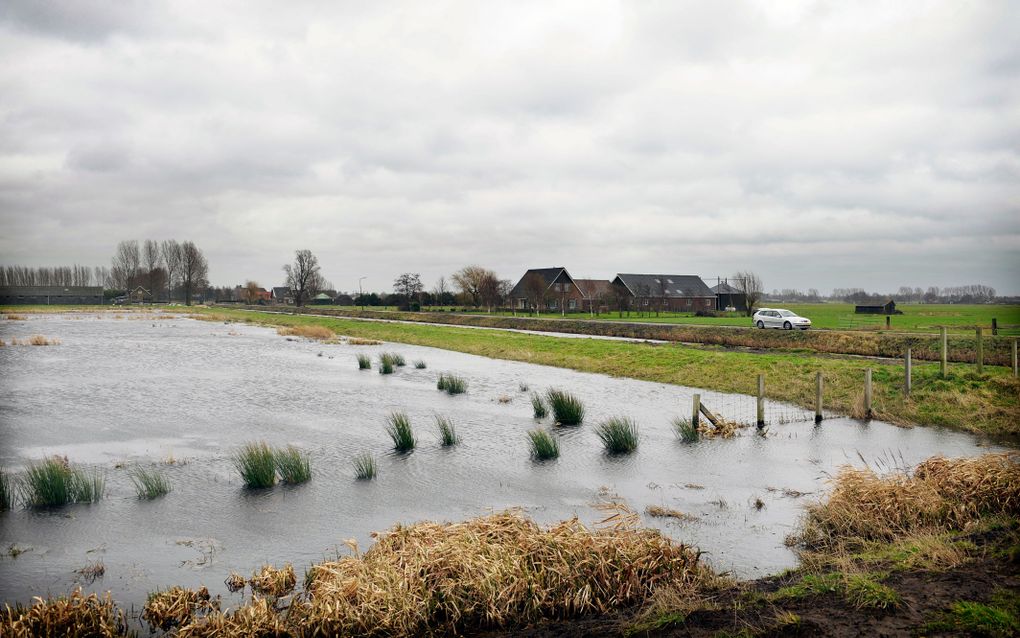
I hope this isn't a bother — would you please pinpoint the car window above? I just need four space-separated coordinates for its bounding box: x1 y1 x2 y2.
779 310 794 317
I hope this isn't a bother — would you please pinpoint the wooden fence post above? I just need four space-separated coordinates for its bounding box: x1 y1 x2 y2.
992 318 998 336
976 327 984 374
756 374 765 428
1013 339 1018 378
692 394 700 428
815 372 823 424
904 348 912 396
864 368 873 419
885 315 891 330
940 326 948 377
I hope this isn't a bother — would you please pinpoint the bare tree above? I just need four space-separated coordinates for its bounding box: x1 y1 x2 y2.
432 276 449 309
452 265 494 308
243 280 262 305
733 270 763 316
478 271 502 313
142 240 166 300
161 240 183 302
522 272 549 315
180 241 209 306
283 249 324 307
609 281 632 317
111 240 141 290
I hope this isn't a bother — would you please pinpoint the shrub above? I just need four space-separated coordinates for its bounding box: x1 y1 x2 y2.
671 416 699 443
353 453 377 480
531 393 548 419
595 417 639 454
546 389 584 425
435 415 459 446
129 467 172 499
21 457 104 507
274 445 311 484
527 430 559 460
232 442 277 489
357 354 371 370
386 412 416 452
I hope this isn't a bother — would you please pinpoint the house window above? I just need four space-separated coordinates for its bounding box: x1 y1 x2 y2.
643 299 649 306
517 298 527 309
568 299 577 310
686 298 692 307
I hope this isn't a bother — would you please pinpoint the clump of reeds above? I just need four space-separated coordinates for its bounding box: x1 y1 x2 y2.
224 572 246 592
277 325 334 340
546 389 584 425
434 415 459 446
383 352 406 367
4 313 28 320
671 416 699 443
386 412 416 452
143 586 217 631
159 596 284 636
527 429 559 460
645 505 697 522
530 393 548 419
129 466 172 499
28 335 60 346
595 417 639 454
0 468 12 510
357 354 371 370
293 511 705 636
274 445 312 484
378 353 396 374
794 452 1020 552
20 457 104 507
75 560 105 583
232 442 277 488
249 563 297 597
0 588 130 638
413 360 427 369
348 338 382 345
437 373 467 395
353 453 377 480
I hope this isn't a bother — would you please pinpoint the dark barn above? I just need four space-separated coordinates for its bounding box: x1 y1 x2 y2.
711 281 747 312
855 299 901 315
0 286 103 305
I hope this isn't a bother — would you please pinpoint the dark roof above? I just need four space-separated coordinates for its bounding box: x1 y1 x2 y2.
613 274 714 298
711 282 744 295
574 279 612 298
272 287 290 298
509 267 573 297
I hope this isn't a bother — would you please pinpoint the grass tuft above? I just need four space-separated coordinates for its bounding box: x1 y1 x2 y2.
0 468 13 510
21 457 104 507
357 354 371 370
413 359 427 369
531 393 548 419
527 429 559 460
353 453 377 480
129 466 172 499
386 412 416 452
595 417 639 454
671 416 699 443
381 352 406 367
435 415 459 446
274 445 312 484
546 389 584 425
437 373 467 395
378 354 395 374
232 442 277 489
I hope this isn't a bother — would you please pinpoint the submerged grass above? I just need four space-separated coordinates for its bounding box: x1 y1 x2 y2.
595 417 639 454
352 453 376 480
20 457 104 507
356 353 371 370
274 445 311 484
671 416 699 443
437 373 467 395
386 412 416 452
531 392 548 419
547 389 585 425
129 466 172 499
434 415 459 446
232 442 277 489
527 429 559 460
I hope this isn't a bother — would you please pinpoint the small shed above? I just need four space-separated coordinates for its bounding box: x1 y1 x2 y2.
311 293 334 305
855 299 901 315
711 281 747 312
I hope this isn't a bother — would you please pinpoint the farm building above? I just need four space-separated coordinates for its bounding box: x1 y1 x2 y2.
0 285 103 305
574 279 613 314
711 281 747 312
271 287 292 304
855 299 902 315
611 274 715 313
509 267 586 313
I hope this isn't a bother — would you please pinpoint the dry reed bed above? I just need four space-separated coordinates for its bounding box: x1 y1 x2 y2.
248 563 297 597
180 511 706 636
276 325 335 341
143 586 218 631
0 588 130 638
793 452 1020 551
5 335 61 346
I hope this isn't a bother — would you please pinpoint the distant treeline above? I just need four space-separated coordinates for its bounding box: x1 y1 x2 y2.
766 284 1001 305
0 264 109 287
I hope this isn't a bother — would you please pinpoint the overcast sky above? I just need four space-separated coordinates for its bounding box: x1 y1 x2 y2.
1 1 1017 294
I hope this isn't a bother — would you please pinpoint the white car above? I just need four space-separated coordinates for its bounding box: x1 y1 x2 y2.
753 308 811 330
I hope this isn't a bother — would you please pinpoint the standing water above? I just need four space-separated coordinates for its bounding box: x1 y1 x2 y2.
0 313 1003 610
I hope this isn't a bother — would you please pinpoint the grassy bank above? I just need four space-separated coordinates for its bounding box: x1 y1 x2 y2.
193 307 1019 436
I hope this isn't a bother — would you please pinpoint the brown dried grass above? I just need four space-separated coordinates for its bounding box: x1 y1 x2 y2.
0 588 130 637
277 325 335 341
224 572 246 592
348 337 382 345
28 335 60 346
645 505 698 522
249 563 297 597
176 596 288 638
4 313 27 320
142 586 218 631
697 418 746 439
794 452 1020 551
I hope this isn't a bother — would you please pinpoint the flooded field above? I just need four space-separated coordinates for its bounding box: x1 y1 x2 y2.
0 312 1004 611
